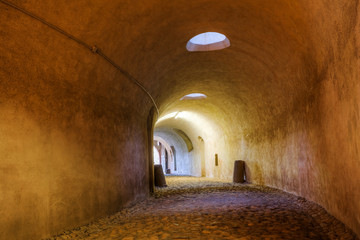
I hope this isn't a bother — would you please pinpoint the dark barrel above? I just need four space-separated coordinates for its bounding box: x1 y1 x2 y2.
154 164 167 187
233 160 245 183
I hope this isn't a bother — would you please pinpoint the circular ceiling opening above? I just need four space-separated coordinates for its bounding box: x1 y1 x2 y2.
180 93 207 100
186 32 230 52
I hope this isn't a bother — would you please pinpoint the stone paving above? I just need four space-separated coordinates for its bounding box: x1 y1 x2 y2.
46 176 359 240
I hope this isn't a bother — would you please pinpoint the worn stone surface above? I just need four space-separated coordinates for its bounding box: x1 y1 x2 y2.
46 177 358 240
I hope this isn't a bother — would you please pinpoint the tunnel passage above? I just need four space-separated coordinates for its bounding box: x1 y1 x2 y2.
155 108 231 179
154 129 193 176
0 0 359 239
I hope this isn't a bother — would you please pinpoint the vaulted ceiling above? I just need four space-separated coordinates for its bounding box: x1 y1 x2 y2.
5 0 355 139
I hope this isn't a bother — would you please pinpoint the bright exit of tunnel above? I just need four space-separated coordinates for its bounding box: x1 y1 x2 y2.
154 104 235 179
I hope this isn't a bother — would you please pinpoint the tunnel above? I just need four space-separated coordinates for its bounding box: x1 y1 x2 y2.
0 0 359 239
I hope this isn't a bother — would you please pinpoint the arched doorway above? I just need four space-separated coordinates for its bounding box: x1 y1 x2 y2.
153 137 175 175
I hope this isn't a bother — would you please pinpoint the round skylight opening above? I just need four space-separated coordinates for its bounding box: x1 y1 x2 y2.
187 32 230 52
180 93 207 100
190 32 226 45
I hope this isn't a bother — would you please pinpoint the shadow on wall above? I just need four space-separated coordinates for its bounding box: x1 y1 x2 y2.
246 162 264 185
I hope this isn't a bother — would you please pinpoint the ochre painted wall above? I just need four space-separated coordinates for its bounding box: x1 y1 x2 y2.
0 4 153 239
243 1 360 235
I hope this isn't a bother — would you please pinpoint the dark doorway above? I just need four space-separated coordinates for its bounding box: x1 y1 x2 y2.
171 146 177 171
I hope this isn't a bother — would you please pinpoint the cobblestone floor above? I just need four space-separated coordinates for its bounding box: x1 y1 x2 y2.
46 176 358 240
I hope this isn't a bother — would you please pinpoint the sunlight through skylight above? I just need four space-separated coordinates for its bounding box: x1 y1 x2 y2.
189 32 226 45
180 93 207 100
186 32 230 52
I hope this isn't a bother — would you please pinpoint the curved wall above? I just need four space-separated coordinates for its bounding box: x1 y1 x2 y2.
0 2 153 239
0 0 359 238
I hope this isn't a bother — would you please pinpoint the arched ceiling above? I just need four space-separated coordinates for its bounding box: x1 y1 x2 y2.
128 0 315 138
8 0 355 140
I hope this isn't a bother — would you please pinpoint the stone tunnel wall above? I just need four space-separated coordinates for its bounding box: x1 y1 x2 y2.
0 5 152 240
243 2 360 235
